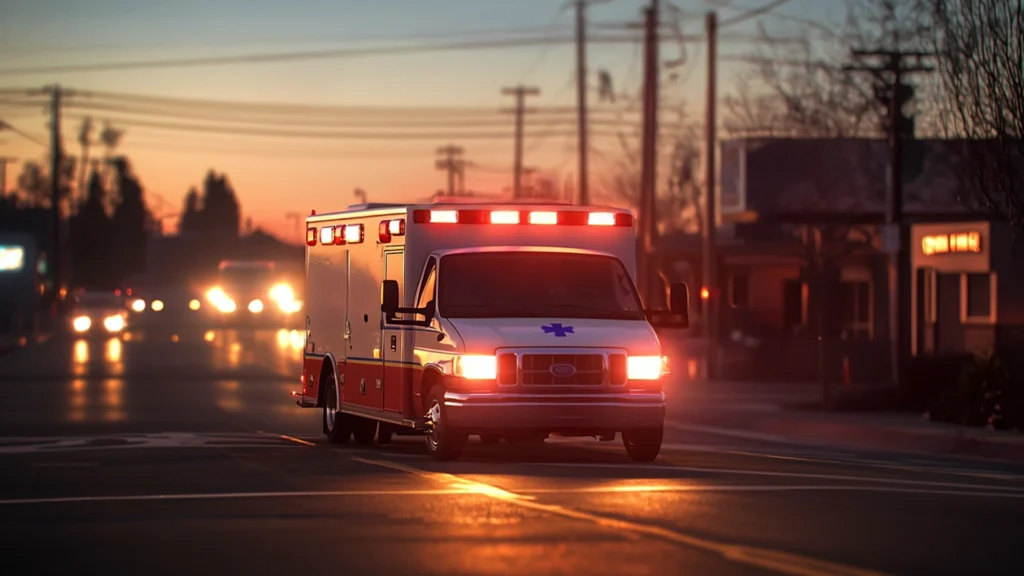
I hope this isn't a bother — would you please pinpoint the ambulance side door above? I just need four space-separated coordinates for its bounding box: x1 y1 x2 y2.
381 248 405 412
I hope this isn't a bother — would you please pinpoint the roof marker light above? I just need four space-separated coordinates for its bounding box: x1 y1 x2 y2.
588 212 617 226
529 211 558 225
388 219 406 236
379 221 392 244
333 225 347 245
490 210 520 225
344 223 365 244
430 210 458 223
319 226 335 245
306 227 317 246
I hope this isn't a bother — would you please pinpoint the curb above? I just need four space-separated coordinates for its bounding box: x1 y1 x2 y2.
759 418 1024 464
674 411 1024 465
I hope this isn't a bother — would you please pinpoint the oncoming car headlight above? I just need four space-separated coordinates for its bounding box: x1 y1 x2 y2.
453 355 497 380
103 314 126 333
130 299 145 312
205 286 236 313
72 315 91 333
626 355 666 380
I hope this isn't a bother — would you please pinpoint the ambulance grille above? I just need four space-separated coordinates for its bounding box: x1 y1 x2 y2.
520 354 604 386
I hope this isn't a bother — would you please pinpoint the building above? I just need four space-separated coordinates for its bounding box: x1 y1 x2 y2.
661 137 1023 382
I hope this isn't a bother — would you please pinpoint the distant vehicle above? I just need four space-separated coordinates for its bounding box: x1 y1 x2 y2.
202 260 303 326
70 290 127 336
298 202 690 462
122 274 204 326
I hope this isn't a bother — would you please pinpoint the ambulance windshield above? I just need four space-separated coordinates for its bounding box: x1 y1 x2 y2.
438 252 645 320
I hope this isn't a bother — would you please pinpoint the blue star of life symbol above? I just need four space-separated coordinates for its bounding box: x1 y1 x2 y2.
542 323 574 337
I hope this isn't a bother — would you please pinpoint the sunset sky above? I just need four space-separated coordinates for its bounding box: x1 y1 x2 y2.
0 0 845 243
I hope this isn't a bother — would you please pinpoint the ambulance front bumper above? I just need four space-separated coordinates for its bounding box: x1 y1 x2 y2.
442 391 665 431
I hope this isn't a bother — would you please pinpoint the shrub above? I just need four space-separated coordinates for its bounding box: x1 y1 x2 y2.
926 355 1024 431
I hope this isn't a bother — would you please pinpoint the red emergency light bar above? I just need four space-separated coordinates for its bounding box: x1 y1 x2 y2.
378 219 406 243
411 209 632 227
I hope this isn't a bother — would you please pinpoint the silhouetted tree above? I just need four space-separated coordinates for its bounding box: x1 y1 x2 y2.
179 187 202 233
200 170 241 237
110 158 150 281
69 172 112 286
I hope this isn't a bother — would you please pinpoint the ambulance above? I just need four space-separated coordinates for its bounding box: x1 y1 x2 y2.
297 202 690 461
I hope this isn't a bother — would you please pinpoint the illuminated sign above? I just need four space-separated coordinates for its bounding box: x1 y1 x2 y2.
921 231 981 256
0 245 25 272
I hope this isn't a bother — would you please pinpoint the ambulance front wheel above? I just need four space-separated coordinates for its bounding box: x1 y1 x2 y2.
426 385 466 461
622 426 663 462
323 375 352 444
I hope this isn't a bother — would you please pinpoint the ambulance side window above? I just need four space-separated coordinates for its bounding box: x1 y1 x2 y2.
416 257 437 310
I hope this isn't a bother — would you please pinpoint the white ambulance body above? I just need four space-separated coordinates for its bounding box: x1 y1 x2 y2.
298 202 690 461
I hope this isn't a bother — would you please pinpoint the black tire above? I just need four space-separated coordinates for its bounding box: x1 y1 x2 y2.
425 385 466 461
622 427 663 462
323 374 352 444
378 424 394 445
479 434 500 445
352 417 377 445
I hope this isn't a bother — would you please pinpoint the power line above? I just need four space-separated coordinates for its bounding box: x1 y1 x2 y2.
0 33 801 76
719 0 794 27
62 101 640 129
61 113 623 141
69 88 642 118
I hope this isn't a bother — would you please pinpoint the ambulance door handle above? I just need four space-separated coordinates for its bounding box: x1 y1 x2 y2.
344 320 351 340
390 335 397 351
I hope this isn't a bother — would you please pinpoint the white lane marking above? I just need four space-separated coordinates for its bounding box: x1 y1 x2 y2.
351 456 887 576
0 432 302 454
516 484 1024 499
0 489 470 506
518 461 1024 493
718 449 1024 482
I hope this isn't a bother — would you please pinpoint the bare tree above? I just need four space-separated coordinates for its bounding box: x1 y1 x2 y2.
927 0 1024 228
725 0 937 139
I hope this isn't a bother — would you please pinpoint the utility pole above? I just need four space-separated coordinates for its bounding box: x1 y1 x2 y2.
844 49 933 388
575 0 590 206
0 156 16 198
501 85 540 199
48 84 63 301
638 0 660 306
703 11 719 379
435 144 465 197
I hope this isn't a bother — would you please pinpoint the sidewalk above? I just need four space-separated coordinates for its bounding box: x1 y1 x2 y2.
667 379 1024 465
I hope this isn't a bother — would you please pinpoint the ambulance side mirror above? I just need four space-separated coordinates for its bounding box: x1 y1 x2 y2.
669 283 689 316
381 279 435 327
381 280 400 315
647 282 690 329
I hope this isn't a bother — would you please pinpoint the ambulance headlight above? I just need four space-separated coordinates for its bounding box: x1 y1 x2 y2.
454 355 497 380
130 298 146 312
626 355 666 380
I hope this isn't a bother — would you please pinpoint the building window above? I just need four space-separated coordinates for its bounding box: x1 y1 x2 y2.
730 274 749 308
961 272 997 323
839 280 872 339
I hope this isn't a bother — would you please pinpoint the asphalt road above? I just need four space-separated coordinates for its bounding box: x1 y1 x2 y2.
1 327 1023 576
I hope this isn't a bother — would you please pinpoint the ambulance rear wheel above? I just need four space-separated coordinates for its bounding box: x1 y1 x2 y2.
378 424 394 445
426 385 466 461
622 426 663 462
323 377 352 444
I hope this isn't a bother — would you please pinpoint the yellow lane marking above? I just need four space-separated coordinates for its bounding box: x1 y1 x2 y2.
277 434 316 447
351 457 889 576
